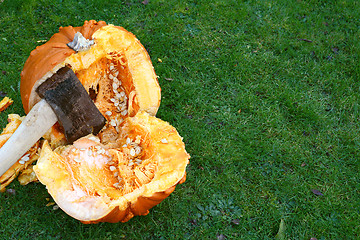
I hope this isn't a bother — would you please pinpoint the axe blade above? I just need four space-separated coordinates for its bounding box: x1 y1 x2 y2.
0 67 106 177
36 66 106 143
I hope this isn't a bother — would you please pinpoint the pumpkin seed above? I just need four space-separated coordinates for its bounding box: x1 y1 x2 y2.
121 109 128 116
21 155 30 162
130 148 136 157
135 146 142 155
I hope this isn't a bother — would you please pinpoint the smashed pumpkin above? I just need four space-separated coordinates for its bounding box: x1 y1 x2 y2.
18 20 189 223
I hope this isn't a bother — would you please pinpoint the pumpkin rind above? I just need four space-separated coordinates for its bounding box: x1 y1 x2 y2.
20 20 107 113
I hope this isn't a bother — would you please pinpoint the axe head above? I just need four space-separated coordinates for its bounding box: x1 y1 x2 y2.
36 66 106 143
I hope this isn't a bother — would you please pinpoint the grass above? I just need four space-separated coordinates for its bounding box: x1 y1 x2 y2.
1 0 360 239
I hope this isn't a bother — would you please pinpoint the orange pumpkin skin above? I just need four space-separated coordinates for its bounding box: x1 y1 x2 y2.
21 21 189 223
20 20 107 113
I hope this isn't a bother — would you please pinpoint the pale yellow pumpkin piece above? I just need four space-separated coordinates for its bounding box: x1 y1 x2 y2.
0 97 13 112
0 114 40 192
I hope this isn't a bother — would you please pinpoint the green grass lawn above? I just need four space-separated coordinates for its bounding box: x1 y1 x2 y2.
1 0 360 239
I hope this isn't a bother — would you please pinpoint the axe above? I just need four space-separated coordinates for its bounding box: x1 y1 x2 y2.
0 66 106 176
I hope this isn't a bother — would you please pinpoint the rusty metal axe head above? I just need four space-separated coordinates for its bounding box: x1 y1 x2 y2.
36 66 106 143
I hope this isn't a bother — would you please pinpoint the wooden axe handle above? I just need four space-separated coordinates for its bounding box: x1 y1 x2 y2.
0 99 57 176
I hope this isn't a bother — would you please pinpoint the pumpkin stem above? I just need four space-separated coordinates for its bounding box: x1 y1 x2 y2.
67 32 94 52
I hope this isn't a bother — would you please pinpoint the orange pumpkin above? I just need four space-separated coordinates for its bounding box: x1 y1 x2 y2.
20 20 190 223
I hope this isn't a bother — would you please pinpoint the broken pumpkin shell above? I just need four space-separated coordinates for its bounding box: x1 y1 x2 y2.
0 97 13 112
34 111 189 223
20 20 161 117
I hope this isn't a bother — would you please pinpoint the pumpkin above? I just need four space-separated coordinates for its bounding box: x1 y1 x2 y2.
19 20 190 223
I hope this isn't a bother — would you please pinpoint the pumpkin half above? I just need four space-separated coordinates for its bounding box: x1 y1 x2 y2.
34 111 189 223
19 20 190 223
21 20 160 116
